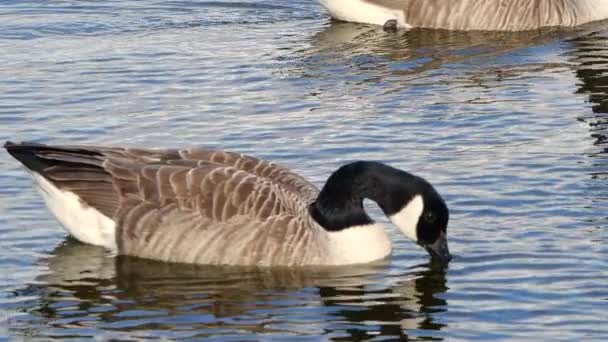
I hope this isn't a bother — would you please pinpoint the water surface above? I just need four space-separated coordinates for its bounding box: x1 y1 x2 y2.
1 1 607 341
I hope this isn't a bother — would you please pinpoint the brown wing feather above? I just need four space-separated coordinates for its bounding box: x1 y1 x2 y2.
362 0 587 31
6 142 322 264
185 148 318 206
362 0 408 9
83 145 318 202
4 143 119 218
106 158 320 264
6 142 318 217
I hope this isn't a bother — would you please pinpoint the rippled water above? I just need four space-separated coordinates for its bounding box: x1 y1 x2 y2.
1 1 607 341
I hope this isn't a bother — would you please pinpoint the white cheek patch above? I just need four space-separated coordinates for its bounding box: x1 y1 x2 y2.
389 195 423 243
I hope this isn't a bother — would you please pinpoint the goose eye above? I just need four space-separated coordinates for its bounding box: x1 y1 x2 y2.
424 211 436 223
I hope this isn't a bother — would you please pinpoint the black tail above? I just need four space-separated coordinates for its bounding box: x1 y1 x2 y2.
4 141 103 174
5 141 118 218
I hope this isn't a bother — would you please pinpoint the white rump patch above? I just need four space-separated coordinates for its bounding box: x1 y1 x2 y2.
318 0 410 28
326 223 392 265
390 195 423 243
31 173 117 251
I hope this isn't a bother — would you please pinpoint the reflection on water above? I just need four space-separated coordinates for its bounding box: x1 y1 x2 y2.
308 22 565 75
567 30 608 238
321 263 447 341
570 31 608 148
11 240 447 340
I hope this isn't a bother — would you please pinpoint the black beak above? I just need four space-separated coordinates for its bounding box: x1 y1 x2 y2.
424 231 451 263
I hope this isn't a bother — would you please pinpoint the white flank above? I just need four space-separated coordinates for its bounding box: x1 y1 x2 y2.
390 195 423 243
31 173 117 250
318 0 410 28
581 0 608 23
326 223 392 265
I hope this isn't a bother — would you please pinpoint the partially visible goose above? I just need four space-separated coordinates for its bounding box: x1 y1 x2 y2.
4 141 450 266
318 0 608 31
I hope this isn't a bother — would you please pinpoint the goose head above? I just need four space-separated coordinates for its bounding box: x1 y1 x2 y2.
385 177 450 262
311 161 451 263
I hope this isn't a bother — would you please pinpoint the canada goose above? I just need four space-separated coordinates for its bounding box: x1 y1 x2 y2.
4 141 450 266
318 0 608 31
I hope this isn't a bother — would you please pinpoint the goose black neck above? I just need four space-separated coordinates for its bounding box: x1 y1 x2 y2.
309 161 418 231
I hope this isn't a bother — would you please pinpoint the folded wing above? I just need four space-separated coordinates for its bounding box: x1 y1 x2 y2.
6 142 322 265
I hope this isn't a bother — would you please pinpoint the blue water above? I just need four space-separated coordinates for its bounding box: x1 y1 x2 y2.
1 1 607 341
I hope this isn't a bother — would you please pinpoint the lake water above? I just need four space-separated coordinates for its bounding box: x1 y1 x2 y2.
1 1 607 341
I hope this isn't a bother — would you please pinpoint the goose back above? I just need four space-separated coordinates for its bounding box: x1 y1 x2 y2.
110 157 324 265
357 0 608 30
6 143 326 265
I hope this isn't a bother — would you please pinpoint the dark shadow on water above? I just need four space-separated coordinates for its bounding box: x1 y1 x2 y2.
568 30 608 151
9 239 449 340
320 261 447 341
301 21 571 80
566 30 608 234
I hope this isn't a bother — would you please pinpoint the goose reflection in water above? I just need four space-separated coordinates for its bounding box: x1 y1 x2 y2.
17 239 448 340
305 20 608 163
305 22 568 78
567 30 608 239
570 30 608 154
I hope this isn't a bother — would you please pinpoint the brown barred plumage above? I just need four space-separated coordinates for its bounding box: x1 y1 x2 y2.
324 0 608 31
5 142 330 266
